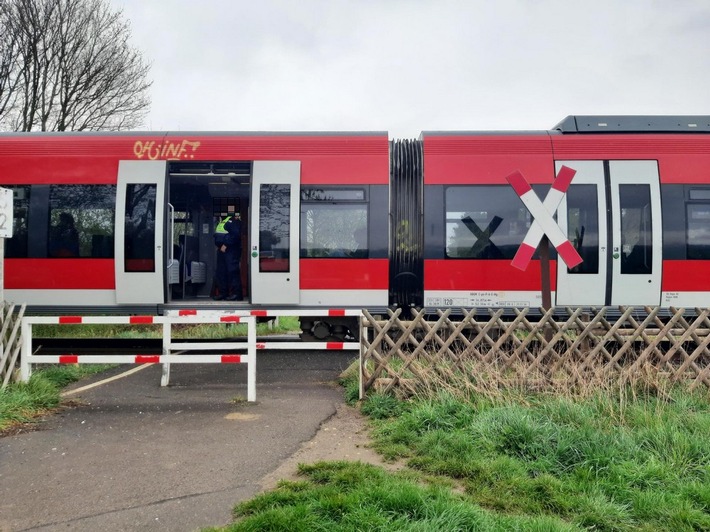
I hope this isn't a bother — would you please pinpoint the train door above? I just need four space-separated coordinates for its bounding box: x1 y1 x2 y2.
556 160 662 306
250 161 301 304
115 160 167 304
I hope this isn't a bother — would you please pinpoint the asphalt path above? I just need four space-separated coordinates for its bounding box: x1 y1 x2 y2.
0 350 356 531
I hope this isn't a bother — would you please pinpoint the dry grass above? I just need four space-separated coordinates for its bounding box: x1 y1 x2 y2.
368 343 705 406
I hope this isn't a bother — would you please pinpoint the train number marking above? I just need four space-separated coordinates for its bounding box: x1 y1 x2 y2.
507 166 582 271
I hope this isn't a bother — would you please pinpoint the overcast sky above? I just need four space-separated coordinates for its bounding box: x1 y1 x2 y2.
110 0 709 138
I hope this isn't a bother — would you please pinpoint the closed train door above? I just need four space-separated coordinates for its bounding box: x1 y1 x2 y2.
556 160 662 306
115 160 167 304
250 161 301 304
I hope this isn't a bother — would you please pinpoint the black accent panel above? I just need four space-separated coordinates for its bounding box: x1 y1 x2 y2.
554 115 710 133
661 185 686 260
389 139 423 309
603 161 613 306
423 186 444 259
369 185 388 258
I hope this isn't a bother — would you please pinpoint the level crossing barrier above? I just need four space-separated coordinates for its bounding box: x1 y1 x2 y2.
165 307 363 351
20 313 258 401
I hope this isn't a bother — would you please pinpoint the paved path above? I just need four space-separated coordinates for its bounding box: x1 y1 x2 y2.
0 351 354 531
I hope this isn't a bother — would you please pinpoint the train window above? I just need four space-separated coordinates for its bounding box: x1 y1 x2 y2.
48 185 116 259
687 203 710 259
445 186 531 259
300 187 368 258
619 184 652 274
123 184 156 272
300 204 367 258
565 185 599 274
5 186 30 258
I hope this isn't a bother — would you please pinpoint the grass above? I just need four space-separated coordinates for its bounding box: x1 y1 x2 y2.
0 364 113 433
208 461 575 531
364 387 710 531
210 366 710 532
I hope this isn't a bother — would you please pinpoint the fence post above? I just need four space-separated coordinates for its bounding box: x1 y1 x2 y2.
359 313 365 400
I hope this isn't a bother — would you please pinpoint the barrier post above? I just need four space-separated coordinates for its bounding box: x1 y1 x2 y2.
247 317 256 402
20 319 32 382
161 319 171 387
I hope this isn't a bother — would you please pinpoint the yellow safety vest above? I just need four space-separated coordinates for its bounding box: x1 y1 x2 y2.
215 216 231 234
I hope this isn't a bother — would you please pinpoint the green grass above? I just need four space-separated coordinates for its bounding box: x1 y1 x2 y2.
0 364 113 432
209 380 710 531
367 388 710 531
207 461 576 531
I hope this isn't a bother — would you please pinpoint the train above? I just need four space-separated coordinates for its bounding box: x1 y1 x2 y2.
1 115 709 340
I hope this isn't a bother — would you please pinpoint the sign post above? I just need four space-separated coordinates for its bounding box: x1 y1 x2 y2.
0 187 14 303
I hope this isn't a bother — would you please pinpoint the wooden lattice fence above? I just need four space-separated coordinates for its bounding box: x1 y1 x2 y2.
359 307 710 397
0 302 26 389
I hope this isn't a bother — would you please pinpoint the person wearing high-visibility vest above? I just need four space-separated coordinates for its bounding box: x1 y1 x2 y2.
213 213 243 300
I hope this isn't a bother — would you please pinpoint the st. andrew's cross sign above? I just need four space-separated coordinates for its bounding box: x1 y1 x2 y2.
505 165 582 309
507 165 582 270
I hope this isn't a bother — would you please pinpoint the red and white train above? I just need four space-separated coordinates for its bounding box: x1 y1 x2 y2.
1 115 709 338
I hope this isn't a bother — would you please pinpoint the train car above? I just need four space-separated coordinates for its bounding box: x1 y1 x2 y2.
418 115 710 310
0 131 390 338
2 116 710 334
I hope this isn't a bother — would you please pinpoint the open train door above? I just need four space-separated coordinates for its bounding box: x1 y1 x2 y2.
115 160 167 304
556 160 662 306
250 161 301 304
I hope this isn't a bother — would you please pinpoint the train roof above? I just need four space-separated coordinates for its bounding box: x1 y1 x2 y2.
553 115 710 133
421 116 710 139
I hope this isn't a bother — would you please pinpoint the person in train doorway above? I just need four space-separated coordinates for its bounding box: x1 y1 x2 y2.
213 212 243 301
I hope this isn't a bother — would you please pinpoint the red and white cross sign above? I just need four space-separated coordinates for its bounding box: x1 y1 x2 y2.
507 165 583 271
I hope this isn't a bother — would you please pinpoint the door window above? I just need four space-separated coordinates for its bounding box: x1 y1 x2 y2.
619 184 652 274
565 184 599 274
259 184 290 272
123 183 156 272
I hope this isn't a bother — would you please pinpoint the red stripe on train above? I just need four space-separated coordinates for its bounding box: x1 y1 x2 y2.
300 259 388 290
6 259 114 289
424 259 556 291
662 261 710 291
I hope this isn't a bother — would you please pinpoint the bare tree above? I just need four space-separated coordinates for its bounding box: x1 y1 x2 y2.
0 0 151 131
0 1 22 121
